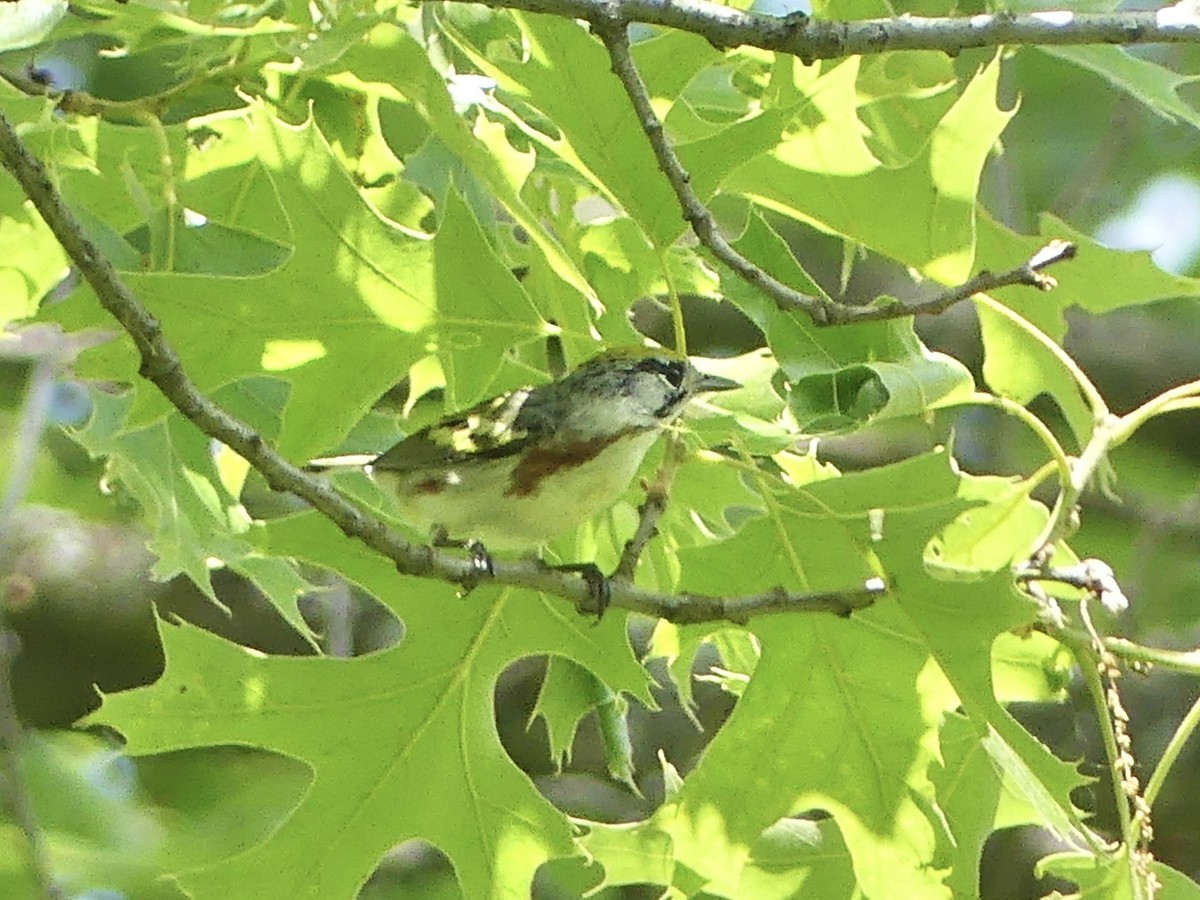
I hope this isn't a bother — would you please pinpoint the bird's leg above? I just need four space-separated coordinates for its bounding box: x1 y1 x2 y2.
430 525 494 591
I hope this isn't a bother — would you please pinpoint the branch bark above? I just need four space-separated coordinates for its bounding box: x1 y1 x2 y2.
0 109 878 627
447 0 1200 62
595 20 1078 326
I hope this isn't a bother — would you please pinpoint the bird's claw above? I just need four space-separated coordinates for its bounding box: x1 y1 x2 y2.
465 539 495 581
542 562 610 621
581 564 611 621
432 526 495 594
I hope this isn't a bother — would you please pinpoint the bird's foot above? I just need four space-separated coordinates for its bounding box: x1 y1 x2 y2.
431 526 495 593
541 561 611 621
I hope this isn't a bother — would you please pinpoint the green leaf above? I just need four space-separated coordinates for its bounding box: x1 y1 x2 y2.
125 213 292 277
73 391 246 597
7 5 1193 895
725 212 974 430
99 510 654 899
47 104 444 458
68 384 315 634
54 118 191 237
448 14 717 248
726 53 1013 283
433 189 545 409
579 216 665 314
331 23 597 306
1041 853 1200 899
657 455 956 894
981 726 1091 849
1153 862 1200 899
1037 851 1134 898
933 713 1004 899
532 656 611 769
575 817 675 891
139 746 312 870
991 631 1072 705
1038 46 1200 131
927 471 1049 574
650 452 1086 895
732 818 857 900
976 297 1098 448
857 52 959 168
675 105 793 203
974 209 1200 342
683 350 793 454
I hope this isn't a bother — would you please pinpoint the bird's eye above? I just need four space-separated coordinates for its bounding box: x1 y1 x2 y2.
637 357 686 388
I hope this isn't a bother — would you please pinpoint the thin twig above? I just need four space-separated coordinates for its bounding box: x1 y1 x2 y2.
1038 628 1200 676
1101 638 1200 675
0 109 880 627
1079 601 1158 895
448 0 1200 62
594 21 834 322
1015 558 1128 614
613 435 685 581
913 240 1078 316
1028 377 1200 559
626 581 884 624
1 56 245 121
595 22 1078 326
1144 691 1200 809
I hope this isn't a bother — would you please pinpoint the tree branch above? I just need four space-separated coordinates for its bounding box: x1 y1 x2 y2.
451 0 1200 62
594 20 1078 326
0 109 880 627
594 20 837 323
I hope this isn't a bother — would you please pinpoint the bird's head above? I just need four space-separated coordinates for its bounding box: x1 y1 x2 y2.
555 348 740 439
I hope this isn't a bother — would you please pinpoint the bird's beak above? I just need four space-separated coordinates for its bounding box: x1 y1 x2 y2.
694 372 741 393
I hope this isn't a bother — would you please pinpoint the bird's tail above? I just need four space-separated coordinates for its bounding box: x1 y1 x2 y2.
303 454 376 472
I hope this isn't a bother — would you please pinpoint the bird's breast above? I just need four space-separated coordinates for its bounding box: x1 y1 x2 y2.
383 428 662 549
504 425 650 498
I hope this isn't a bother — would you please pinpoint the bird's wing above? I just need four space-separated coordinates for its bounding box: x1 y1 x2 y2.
370 383 561 473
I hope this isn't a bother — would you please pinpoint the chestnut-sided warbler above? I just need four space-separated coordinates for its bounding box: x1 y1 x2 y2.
313 348 739 553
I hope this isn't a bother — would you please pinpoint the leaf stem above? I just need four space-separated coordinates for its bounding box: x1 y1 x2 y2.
1058 621 1144 898
1029 377 1200 555
136 111 178 273
963 391 1073 490
1102 638 1200 675
1145 691 1200 810
1112 378 1200 442
973 294 1109 422
658 248 688 358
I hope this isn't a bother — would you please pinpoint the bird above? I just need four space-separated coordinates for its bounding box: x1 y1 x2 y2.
310 347 739 561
